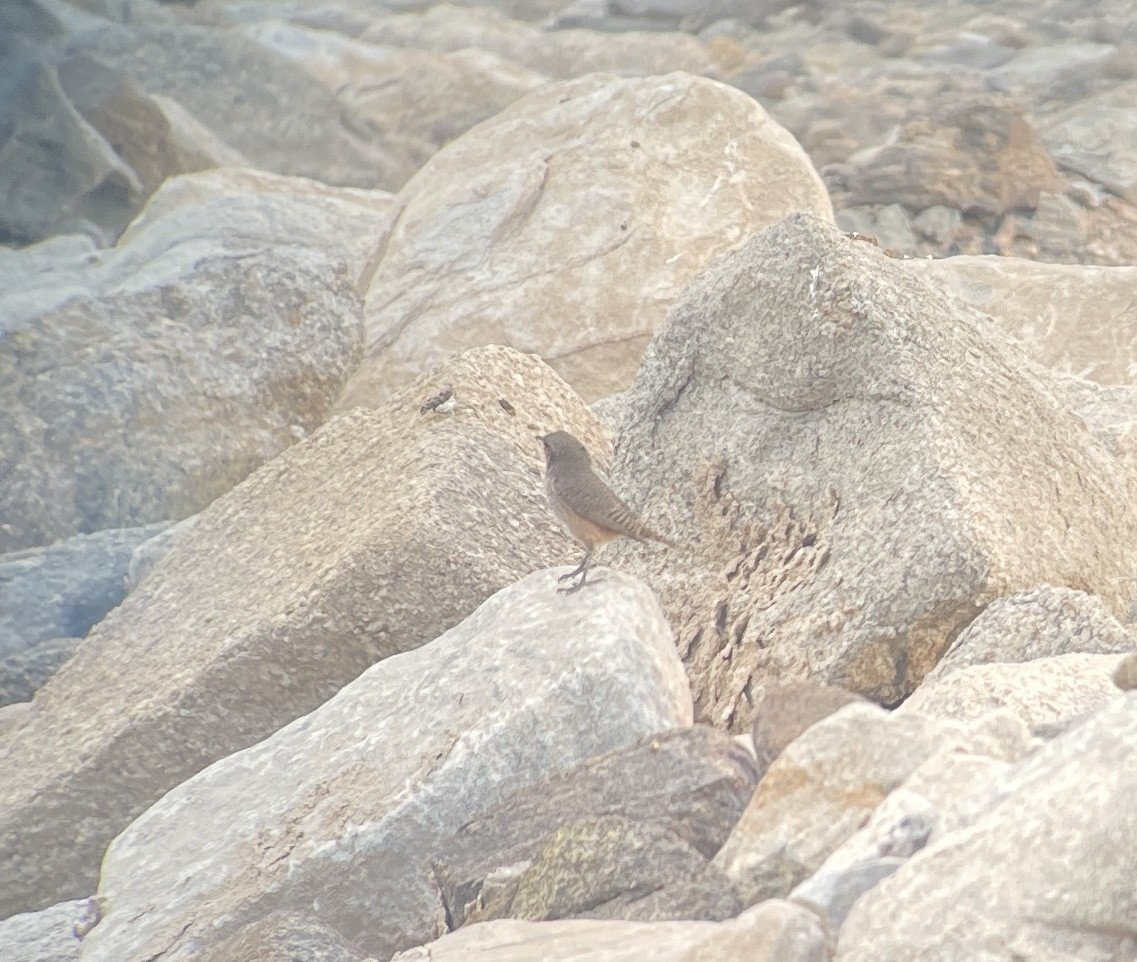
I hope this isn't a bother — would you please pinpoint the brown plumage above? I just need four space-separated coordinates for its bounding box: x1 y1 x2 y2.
540 430 674 593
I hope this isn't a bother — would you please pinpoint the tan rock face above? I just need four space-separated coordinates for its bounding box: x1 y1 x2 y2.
341 70 833 409
609 213 1137 727
0 345 606 918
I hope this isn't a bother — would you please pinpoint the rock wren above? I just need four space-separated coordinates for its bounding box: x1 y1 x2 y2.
540 430 674 593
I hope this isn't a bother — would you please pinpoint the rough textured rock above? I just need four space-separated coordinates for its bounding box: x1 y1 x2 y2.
77 567 691 962
750 680 864 773
195 913 373 962
0 897 98 962
1 189 366 552
0 522 169 704
392 899 828 962
907 256 1137 386
0 345 607 918
342 70 833 408
837 694 1137 962
434 725 758 928
927 585 1137 682
74 22 412 190
900 653 1124 731
471 814 742 924
714 702 950 904
609 213 1137 727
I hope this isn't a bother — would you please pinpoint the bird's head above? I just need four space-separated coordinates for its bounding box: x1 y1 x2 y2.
540 430 592 469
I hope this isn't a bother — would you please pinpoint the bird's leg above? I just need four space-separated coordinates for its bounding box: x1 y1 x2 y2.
557 549 593 593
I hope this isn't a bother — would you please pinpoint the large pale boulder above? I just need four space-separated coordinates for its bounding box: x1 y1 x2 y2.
391 899 828 962
0 183 366 552
837 694 1137 962
340 70 833 408
608 213 1137 726
0 345 605 918
78 568 690 962
906 255 1137 386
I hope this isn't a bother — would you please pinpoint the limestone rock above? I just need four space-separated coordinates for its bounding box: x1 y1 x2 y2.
342 71 833 408
0 345 606 918
750 681 864 773
900 653 1124 732
609 213 1137 727
837 694 1137 962
0 522 169 704
714 702 949 904
76 568 690 962
0 897 97 962
434 725 757 928
907 255 1137 386
928 585 1137 682
391 899 828 962
0 182 367 552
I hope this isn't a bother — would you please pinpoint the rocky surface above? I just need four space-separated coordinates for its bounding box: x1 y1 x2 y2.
611 213 1137 726
0 897 97 962
0 177 372 553
434 725 757 928
927 585 1137 682
4 0 1137 959
837 694 1137 962
392 899 828 962
77 568 690 962
342 70 833 408
0 345 606 918
0 522 168 705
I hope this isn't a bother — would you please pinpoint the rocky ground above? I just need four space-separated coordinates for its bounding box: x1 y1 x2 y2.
1 0 1136 960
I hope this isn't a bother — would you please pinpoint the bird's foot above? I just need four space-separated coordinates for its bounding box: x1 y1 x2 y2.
557 570 579 584
557 576 587 594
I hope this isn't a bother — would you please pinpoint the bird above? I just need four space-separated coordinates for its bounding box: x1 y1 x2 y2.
540 430 675 593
